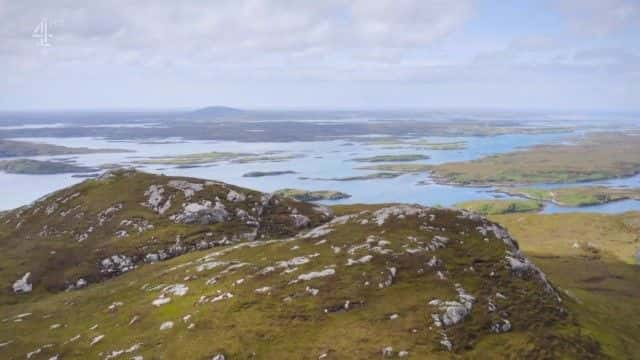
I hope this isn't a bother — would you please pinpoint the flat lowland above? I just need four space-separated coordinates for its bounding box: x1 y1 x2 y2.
498 186 640 207
430 133 640 185
455 199 542 215
492 211 640 359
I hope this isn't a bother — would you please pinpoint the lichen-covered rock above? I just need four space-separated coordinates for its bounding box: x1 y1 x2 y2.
290 214 311 228
143 185 172 214
167 180 204 198
170 201 229 224
100 255 135 275
297 268 335 281
12 272 32 293
226 190 246 202
491 319 512 333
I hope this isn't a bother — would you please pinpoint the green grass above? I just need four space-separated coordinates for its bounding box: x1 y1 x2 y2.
491 212 640 359
500 186 640 207
455 199 543 215
274 188 351 201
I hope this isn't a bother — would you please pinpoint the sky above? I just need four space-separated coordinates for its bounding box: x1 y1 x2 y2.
0 0 638 111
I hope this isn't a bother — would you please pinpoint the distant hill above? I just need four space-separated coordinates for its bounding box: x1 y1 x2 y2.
187 106 247 120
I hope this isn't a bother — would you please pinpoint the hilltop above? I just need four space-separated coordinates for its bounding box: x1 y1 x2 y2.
0 171 603 358
0 170 329 301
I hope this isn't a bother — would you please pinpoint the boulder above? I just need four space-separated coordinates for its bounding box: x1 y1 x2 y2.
12 272 33 293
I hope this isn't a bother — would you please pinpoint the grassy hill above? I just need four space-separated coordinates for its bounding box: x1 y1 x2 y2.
0 172 615 358
0 170 330 303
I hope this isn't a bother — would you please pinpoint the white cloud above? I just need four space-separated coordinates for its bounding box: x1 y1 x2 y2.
0 0 475 67
559 0 640 36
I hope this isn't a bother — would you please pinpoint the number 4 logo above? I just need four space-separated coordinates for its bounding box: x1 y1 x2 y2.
33 18 52 47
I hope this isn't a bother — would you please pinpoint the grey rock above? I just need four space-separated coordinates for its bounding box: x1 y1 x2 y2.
171 201 229 224
491 319 512 333
12 272 32 293
290 214 311 228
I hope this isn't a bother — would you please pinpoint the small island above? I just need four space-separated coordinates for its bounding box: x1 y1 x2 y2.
231 153 304 164
274 188 351 201
134 151 249 165
351 154 430 162
0 159 97 174
356 163 431 173
0 139 131 157
135 151 302 166
404 140 467 150
243 170 297 177
302 172 402 181
350 137 468 150
455 199 543 215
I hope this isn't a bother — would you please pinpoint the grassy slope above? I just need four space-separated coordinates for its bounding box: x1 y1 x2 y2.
491 212 640 359
455 199 542 215
430 133 640 185
499 186 640 207
0 204 598 359
0 170 329 304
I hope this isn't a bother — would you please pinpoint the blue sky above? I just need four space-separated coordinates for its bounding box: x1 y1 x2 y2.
0 0 638 111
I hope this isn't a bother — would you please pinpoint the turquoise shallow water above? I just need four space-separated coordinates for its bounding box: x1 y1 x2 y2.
1 132 639 214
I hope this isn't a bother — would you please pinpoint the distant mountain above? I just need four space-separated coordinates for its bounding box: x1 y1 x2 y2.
187 106 247 119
